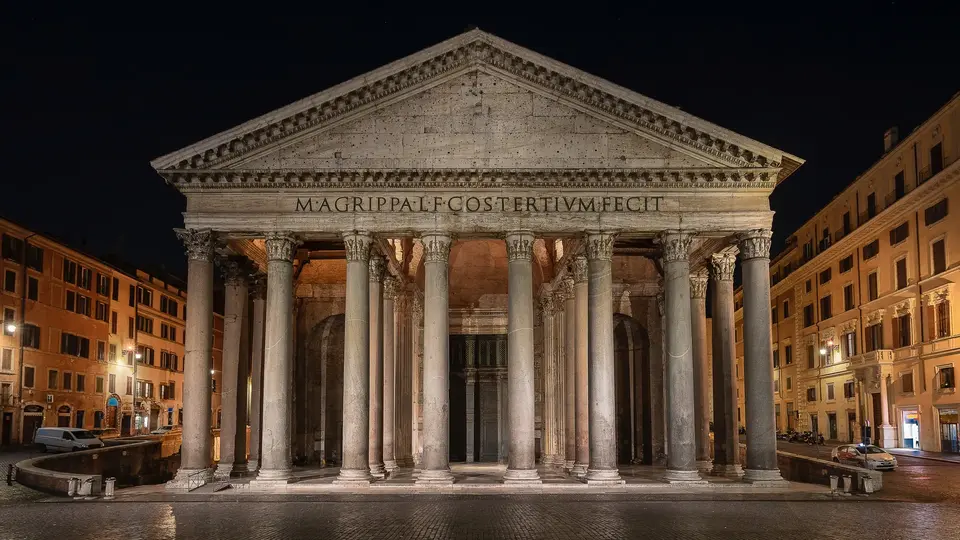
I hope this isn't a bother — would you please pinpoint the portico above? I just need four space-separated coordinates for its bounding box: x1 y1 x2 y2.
153 29 801 490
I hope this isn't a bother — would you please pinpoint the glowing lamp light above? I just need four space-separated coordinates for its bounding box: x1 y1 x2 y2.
135 352 143 360
5 323 16 333
819 348 828 355
210 369 215 375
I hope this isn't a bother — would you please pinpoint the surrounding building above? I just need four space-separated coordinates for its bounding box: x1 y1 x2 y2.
151 29 804 488
0 217 223 445
735 93 960 453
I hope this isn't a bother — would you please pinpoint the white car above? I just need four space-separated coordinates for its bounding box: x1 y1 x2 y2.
34 427 104 452
831 444 898 471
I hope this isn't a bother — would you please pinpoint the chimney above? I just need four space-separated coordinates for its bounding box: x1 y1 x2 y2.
883 126 899 153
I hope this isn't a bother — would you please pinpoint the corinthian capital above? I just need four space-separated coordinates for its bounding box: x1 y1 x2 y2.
218 256 251 286
369 255 387 283
586 231 616 261
342 232 373 262
561 276 575 299
265 232 301 262
710 251 737 282
250 272 267 300
572 255 588 283
690 269 709 299
383 276 400 299
656 231 694 263
175 228 218 262
505 231 535 262
737 229 773 260
540 292 556 315
421 233 452 264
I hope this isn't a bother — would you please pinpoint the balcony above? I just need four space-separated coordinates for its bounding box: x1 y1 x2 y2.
921 335 960 357
848 349 895 369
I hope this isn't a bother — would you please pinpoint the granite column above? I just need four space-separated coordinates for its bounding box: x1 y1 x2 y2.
709 251 743 477
690 270 712 472
571 256 590 477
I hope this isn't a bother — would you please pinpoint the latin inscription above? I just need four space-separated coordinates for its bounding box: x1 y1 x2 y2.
294 195 663 213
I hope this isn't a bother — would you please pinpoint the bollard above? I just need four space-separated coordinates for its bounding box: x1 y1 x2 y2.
862 477 874 494
79 477 95 497
842 475 852 493
829 475 839 492
104 477 116 500
66 477 79 497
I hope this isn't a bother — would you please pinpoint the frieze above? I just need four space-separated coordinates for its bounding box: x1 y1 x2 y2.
162 168 780 190
160 35 782 172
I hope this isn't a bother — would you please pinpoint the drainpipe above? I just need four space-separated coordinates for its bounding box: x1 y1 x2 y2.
913 140 927 393
16 234 37 413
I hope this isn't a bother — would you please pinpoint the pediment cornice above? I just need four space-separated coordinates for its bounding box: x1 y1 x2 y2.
161 167 779 191
151 30 802 181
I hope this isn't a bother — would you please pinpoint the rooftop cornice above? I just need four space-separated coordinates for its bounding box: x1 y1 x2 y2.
160 167 780 191
150 29 802 181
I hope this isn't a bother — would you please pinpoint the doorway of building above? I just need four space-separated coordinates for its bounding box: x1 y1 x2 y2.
121 413 131 436
847 411 857 442
810 413 819 435
902 409 920 449
449 334 504 463
938 408 959 454
827 412 838 440
21 406 44 444
56 405 71 427
872 393 883 443
2 412 12 445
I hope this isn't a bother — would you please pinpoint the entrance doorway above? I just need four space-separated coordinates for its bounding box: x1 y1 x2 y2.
21 405 44 444
449 334 503 463
847 411 856 442
2 412 12 445
939 408 959 454
872 393 883 443
809 413 819 435
827 412 838 441
121 413 131 435
902 409 920 449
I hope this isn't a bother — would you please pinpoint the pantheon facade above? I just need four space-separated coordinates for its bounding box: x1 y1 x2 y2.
152 30 803 488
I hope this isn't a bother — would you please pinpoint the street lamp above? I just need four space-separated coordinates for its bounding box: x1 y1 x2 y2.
5 323 16 334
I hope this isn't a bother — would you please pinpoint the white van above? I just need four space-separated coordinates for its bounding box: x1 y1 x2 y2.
34 427 104 452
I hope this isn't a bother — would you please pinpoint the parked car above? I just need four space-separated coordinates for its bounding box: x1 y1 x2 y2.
150 425 181 435
34 427 104 452
831 444 898 471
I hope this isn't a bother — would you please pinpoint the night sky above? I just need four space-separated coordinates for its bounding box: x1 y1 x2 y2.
4 5 959 279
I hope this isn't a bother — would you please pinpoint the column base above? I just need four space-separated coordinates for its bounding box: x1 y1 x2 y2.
584 468 625 486
742 468 788 487
213 463 234 480
254 467 294 482
383 459 398 472
414 469 455 485
569 461 588 477
165 467 213 491
231 463 251 478
662 469 707 484
563 459 576 471
695 460 713 473
334 468 374 486
247 459 259 472
710 463 744 478
503 468 542 484
369 463 386 478
396 456 415 468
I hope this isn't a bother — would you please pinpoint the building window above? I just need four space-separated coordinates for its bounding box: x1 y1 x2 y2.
806 388 816 402
843 381 855 399
77 294 91 317
902 372 914 394
21 324 40 349
786 377 792 390
112 277 119 301
137 346 155 366
894 314 912 348
3 270 16 293
932 239 946 275
924 198 948 225
843 284 855 311
805 279 812 293
1 234 24 262
889 222 909 246
865 323 883 352
936 302 951 339
819 268 832 285
783 300 790 318
136 315 153 335
2 308 14 336
95 301 108 322
839 254 854 273
772 306 778 324
827 383 835 401
803 304 815 327
137 287 153 307
96 274 110 297
807 344 816 369
108 373 116 394
23 366 35 388
774 379 780 392
895 258 908 290
820 295 832 321
27 276 38 300
76 374 85 393
785 345 793 365
1 348 13 372
65 290 75 312
867 192 877 219
47 369 58 390
128 284 135 307
60 333 90 358
894 170 906 199
868 272 879 301
26 244 43 272
128 317 135 339
843 331 857 358
97 341 105 362
78 267 92 290
125 376 132 396
863 239 880 260
95 376 104 394
62 259 77 284
160 296 179 317
931 142 944 175
111 311 118 334
939 367 955 390
63 372 72 391
109 343 117 362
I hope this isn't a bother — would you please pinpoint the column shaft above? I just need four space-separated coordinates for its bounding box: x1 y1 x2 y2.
504 232 540 483
584 232 623 484
254 233 299 485
335 233 374 484
416 233 455 485
710 252 743 477
739 230 786 485
571 256 590 477
541 294 556 465
368 256 386 478
215 261 249 479
382 278 398 471
465 335 477 463
167 229 216 489
562 278 576 469
248 279 266 472
658 231 704 483
690 270 712 471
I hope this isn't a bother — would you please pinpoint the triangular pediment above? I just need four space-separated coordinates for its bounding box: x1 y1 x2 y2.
239 71 715 171
152 29 802 181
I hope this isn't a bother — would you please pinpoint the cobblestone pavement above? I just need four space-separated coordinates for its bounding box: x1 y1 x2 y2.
0 448 46 503
778 441 960 503
0 498 959 539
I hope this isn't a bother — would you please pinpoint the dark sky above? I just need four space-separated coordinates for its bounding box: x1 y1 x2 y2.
4 4 959 278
